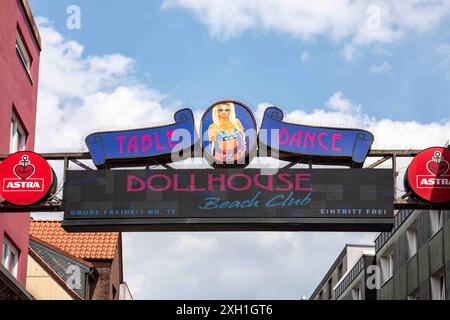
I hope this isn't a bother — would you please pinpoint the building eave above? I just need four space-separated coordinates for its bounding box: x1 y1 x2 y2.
19 0 42 50
309 244 375 299
29 247 84 300
0 264 35 300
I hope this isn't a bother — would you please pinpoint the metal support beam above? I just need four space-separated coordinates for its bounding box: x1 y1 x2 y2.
0 202 63 213
367 156 391 169
392 153 398 200
1 149 446 214
393 197 448 210
284 162 297 169
160 163 173 170
0 149 424 161
70 158 93 171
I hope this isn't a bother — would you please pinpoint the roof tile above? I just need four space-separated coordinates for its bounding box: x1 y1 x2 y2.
30 220 119 260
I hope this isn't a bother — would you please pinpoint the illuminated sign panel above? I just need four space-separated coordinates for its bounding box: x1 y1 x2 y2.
259 107 374 167
200 101 257 168
405 147 450 204
84 103 376 169
0 151 56 206
85 109 198 169
62 168 394 232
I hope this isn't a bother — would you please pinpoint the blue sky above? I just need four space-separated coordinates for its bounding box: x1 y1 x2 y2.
30 0 450 123
29 1 450 299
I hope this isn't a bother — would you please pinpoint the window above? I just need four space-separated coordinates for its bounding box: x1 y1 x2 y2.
2 237 19 278
318 290 323 300
430 211 443 236
407 289 420 300
327 278 333 300
10 111 26 153
337 263 343 280
406 228 417 259
431 272 446 300
351 286 362 300
16 28 31 73
380 251 394 283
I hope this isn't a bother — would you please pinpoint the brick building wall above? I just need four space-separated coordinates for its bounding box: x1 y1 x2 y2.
89 235 123 300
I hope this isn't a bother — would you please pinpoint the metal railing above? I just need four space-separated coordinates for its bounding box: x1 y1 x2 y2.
334 255 366 299
375 209 413 252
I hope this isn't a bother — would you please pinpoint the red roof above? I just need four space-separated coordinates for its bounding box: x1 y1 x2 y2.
30 220 119 260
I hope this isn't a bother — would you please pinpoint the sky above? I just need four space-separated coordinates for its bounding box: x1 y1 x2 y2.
28 0 450 299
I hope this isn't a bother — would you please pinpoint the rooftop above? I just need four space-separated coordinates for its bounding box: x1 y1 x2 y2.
309 244 375 299
30 220 120 260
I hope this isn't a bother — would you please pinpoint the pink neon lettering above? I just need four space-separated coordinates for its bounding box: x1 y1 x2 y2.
332 133 343 151
127 175 146 192
318 132 328 150
116 136 127 154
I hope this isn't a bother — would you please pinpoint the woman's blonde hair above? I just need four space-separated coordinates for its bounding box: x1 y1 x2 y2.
212 102 239 129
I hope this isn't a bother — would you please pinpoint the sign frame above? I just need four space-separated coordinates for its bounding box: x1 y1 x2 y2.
404 146 450 204
85 108 199 169
200 100 258 168
62 168 394 233
259 106 375 167
61 216 394 232
0 151 57 206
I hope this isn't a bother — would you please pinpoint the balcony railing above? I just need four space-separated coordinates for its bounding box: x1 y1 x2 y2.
334 255 366 299
375 210 413 252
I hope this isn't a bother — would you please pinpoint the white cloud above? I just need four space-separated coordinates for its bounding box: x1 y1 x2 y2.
370 61 392 74
34 20 450 300
301 52 311 63
162 0 450 56
35 18 175 152
259 92 450 150
123 231 376 299
326 91 361 113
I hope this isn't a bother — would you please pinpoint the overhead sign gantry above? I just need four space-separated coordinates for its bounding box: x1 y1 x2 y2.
0 101 448 233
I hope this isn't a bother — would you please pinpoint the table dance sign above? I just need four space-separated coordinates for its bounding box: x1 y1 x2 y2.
62 168 394 232
84 102 375 169
259 107 374 167
85 108 199 169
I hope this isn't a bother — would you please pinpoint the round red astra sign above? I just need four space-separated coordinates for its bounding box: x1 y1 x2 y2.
0 151 54 206
405 147 450 204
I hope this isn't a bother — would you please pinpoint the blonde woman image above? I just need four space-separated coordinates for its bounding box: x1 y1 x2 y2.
208 102 247 162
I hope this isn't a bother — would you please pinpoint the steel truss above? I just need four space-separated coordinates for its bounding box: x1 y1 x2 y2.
0 149 448 213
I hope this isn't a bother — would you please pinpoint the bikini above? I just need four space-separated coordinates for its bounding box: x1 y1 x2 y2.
214 129 245 161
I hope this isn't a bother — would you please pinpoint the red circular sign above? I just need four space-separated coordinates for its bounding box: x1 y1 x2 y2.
0 151 54 206
405 147 450 204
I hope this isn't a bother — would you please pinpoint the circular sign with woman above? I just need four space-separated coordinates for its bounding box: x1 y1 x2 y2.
201 101 257 168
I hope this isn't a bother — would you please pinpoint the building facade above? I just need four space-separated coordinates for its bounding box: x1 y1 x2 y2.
0 0 41 299
333 253 376 300
310 244 375 300
28 220 131 300
375 210 449 300
312 210 450 300
27 237 93 300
